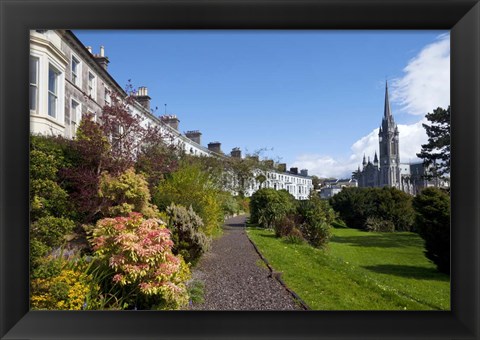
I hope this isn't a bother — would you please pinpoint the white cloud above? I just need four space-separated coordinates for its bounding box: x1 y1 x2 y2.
293 120 427 178
293 34 449 179
390 33 450 116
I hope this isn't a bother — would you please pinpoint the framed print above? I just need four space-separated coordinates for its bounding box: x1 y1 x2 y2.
0 0 479 339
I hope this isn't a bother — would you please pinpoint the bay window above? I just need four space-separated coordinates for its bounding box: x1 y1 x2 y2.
29 56 39 112
48 65 59 118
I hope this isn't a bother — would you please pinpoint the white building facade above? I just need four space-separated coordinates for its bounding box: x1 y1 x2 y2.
29 30 313 200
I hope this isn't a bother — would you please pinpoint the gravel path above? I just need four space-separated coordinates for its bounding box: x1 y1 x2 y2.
190 215 302 310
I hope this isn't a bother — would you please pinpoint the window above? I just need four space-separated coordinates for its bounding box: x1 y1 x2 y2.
88 71 96 99
71 99 80 123
70 99 80 136
29 56 39 112
104 87 111 105
48 65 60 118
71 55 80 86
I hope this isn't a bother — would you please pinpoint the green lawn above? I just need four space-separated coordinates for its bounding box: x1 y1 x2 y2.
247 226 450 310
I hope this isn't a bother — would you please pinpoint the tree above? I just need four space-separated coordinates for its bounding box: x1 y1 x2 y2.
249 188 295 228
412 187 450 274
311 175 321 190
417 106 450 181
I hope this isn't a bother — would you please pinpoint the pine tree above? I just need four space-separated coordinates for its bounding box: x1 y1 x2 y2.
416 106 450 180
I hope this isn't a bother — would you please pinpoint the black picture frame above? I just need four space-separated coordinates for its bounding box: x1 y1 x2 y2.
1 0 479 339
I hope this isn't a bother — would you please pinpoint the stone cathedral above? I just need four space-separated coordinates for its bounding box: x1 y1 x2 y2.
353 82 428 195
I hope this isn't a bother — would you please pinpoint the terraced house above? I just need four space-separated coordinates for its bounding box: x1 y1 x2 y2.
29 29 313 200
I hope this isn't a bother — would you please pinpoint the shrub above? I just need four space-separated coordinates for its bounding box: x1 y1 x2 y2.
98 168 159 218
412 187 450 274
165 203 211 264
31 258 98 310
219 192 240 217
330 187 415 231
364 217 395 232
154 162 224 236
284 228 305 245
30 216 76 250
30 179 72 220
90 213 190 309
274 215 296 238
250 188 295 228
296 195 333 248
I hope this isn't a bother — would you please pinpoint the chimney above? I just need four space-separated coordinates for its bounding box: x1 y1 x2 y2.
185 130 202 145
290 167 298 175
278 163 287 172
300 169 309 177
136 86 151 111
86 46 92 53
230 147 242 159
208 142 222 154
94 45 109 70
160 115 180 131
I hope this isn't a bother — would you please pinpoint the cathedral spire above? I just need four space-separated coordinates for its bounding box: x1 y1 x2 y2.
384 80 392 118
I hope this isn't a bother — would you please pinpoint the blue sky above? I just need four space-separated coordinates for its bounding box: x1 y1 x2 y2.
74 30 450 178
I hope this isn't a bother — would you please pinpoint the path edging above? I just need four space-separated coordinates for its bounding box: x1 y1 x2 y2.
244 224 311 311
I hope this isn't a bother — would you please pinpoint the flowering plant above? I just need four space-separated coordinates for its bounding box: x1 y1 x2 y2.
90 212 190 309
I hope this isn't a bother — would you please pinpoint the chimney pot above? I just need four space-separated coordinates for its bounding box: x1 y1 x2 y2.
100 45 105 57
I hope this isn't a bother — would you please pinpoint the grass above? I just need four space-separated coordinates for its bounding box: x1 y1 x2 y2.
247 226 450 311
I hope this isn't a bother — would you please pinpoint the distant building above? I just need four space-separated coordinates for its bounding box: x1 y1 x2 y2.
319 178 357 199
352 81 443 195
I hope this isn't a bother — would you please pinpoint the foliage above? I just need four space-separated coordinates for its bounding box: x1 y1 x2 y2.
30 179 72 220
30 135 78 273
364 217 395 232
98 168 159 218
165 203 211 264
412 188 450 274
311 175 321 190
65 87 173 223
416 106 451 180
30 216 76 250
90 213 190 309
31 258 98 310
329 187 415 231
154 161 224 236
219 192 240 217
284 228 305 245
249 188 296 229
135 143 179 191
273 215 296 238
295 195 333 248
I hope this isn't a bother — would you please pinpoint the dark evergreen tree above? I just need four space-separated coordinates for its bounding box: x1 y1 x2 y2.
416 106 450 180
412 187 450 274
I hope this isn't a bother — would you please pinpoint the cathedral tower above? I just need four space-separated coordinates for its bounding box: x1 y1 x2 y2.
378 81 401 188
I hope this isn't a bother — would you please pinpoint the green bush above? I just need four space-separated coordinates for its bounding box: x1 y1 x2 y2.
284 227 305 245
274 215 296 238
30 216 76 249
98 168 159 218
412 187 450 274
219 192 240 217
249 188 295 228
154 162 224 236
364 217 395 232
295 194 333 248
31 258 99 310
329 187 414 231
165 203 211 264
